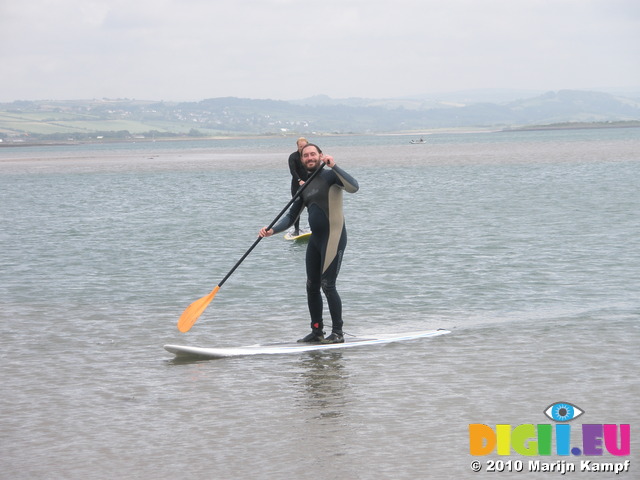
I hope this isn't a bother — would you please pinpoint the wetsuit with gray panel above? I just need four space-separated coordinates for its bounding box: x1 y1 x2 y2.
272 165 359 334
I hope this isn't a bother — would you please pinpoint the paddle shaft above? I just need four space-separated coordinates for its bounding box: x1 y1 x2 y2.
177 163 325 332
217 163 324 288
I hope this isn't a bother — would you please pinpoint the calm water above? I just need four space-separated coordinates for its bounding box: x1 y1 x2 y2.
1 129 639 479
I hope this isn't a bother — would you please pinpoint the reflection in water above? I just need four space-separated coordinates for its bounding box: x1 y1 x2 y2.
166 355 219 366
297 351 349 420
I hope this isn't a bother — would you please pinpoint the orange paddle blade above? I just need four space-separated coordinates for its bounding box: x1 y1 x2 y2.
177 285 220 332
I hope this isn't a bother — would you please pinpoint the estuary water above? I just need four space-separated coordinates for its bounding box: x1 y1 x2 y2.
1 128 639 479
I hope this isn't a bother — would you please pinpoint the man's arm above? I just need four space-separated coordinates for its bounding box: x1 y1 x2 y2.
332 165 359 193
261 196 305 236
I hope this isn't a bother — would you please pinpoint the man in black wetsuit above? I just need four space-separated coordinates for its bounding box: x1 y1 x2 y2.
259 144 359 344
288 137 308 235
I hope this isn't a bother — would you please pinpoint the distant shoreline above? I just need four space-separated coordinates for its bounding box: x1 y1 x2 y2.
504 120 640 132
1 122 639 148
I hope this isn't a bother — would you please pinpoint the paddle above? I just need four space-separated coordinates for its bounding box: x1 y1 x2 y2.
177 163 325 332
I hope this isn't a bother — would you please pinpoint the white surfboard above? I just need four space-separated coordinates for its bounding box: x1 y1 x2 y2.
164 329 450 359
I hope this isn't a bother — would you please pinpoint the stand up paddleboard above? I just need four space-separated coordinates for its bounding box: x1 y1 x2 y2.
164 329 450 359
284 229 312 241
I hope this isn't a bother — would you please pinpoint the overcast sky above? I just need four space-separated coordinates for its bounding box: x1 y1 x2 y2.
1 0 638 102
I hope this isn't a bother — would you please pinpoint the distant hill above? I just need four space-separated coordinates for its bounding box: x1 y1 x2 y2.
1 89 639 143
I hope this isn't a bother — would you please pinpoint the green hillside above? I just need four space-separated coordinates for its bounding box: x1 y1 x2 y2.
1 90 639 144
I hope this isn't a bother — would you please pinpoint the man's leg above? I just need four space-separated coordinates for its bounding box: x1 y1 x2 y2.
321 230 347 335
297 240 324 342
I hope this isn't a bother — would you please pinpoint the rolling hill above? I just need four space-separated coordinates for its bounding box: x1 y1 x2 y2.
1 89 639 143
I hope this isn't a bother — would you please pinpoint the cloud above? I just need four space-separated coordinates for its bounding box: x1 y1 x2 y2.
1 0 638 101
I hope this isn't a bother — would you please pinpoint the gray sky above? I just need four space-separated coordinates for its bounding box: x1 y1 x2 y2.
1 0 638 102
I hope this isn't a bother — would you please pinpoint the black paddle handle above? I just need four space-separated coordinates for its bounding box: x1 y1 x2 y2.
217 163 325 288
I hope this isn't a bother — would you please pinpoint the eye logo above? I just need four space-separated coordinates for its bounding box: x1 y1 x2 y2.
544 402 584 422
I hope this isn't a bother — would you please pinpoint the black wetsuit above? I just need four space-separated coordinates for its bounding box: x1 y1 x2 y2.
288 150 308 232
272 165 359 334
288 150 308 196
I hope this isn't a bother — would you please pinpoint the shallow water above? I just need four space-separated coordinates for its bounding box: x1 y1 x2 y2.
1 129 638 479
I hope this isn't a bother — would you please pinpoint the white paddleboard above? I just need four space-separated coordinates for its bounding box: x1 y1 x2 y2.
164 329 450 359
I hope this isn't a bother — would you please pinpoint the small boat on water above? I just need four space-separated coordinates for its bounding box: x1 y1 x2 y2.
410 138 426 144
